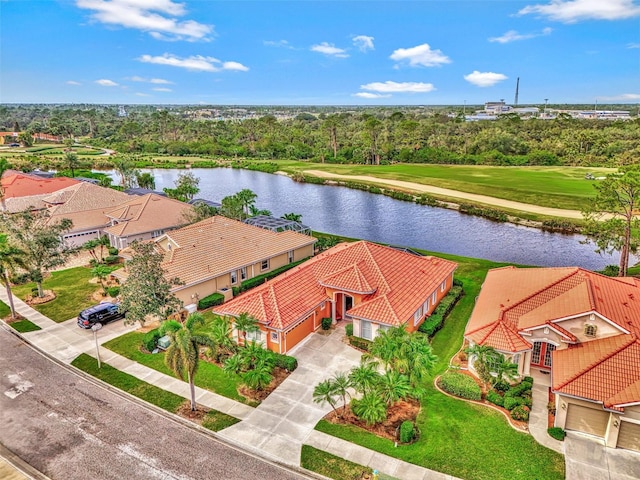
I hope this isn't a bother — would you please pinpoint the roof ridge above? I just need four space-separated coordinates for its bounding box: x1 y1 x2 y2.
555 334 637 391
362 242 390 294
502 267 581 317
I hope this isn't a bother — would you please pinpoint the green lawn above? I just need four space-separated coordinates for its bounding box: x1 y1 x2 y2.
314 250 565 480
0 301 10 318
103 330 249 404
274 161 611 211
72 353 239 432
8 319 42 333
12 267 100 322
300 445 373 480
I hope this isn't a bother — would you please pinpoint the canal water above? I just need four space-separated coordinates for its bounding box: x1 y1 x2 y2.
109 167 621 270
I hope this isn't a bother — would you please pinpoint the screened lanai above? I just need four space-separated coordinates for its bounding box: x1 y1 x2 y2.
244 215 312 235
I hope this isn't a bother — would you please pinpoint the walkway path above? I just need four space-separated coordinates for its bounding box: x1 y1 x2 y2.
528 370 564 454
1 290 460 479
304 170 584 219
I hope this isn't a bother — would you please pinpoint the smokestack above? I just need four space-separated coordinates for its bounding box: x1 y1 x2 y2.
514 77 520 107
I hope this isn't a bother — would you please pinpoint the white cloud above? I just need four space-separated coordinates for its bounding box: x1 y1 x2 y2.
152 87 172 92
310 42 349 58
464 71 508 87
361 81 436 93
489 27 552 43
264 40 294 49
135 92 151 97
599 93 640 101
518 0 640 23
628 43 640 49
95 79 118 86
353 92 392 99
76 0 213 41
352 35 374 52
390 43 451 67
129 76 173 84
138 53 249 72
66 80 82 86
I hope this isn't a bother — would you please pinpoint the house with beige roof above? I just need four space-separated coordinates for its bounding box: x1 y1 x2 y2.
215 241 457 354
145 216 317 308
103 194 193 249
465 266 640 451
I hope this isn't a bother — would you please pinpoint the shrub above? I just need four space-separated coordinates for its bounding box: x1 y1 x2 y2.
9 272 30 285
510 405 530 421
418 285 464 337
321 317 332 330
504 396 525 411
345 323 353 337
274 353 298 372
349 336 371 352
493 380 510 393
106 286 120 297
108 247 118 255
399 421 415 443
236 258 309 294
547 427 566 441
486 390 504 407
142 329 161 352
105 255 119 265
523 376 534 384
198 292 225 310
437 372 482 401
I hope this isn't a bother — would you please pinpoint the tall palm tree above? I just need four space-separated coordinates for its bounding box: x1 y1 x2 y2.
233 312 260 345
377 370 411 406
331 372 352 417
160 312 214 411
491 354 520 386
0 236 26 320
313 379 339 417
348 359 380 395
235 189 257 219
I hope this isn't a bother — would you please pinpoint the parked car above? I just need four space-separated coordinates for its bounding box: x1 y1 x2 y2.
77 302 125 329
8 143 20 147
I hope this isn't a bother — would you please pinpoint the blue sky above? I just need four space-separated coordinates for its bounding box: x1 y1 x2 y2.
1 0 639 105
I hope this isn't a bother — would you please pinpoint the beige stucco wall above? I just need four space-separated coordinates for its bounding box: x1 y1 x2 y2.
64 230 100 248
556 313 625 343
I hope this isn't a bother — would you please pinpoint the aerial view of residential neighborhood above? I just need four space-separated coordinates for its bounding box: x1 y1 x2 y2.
1 1 640 479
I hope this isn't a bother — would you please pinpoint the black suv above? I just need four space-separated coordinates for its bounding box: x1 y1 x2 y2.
77 303 125 329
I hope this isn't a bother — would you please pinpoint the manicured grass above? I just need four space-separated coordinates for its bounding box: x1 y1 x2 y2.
12 267 98 322
0 301 10 318
8 319 42 333
278 161 611 211
300 445 372 480
202 410 241 431
314 252 565 480
103 331 249 404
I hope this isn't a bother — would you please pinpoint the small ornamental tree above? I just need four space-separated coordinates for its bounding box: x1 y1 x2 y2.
0 235 26 319
119 241 183 326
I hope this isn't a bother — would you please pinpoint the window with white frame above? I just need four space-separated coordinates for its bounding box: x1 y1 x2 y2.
584 324 597 337
230 270 238 284
270 331 279 343
261 259 269 271
413 305 424 326
241 267 247 281
423 298 429 313
440 280 447 292
246 329 262 342
361 320 372 340
432 291 437 304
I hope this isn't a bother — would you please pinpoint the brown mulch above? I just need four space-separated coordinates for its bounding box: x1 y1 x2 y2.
323 399 421 442
5 313 26 323
548 388 556 428
25 290 56 305
237 366 290 402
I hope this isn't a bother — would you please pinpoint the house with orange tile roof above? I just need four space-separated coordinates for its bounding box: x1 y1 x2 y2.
215 241 457 355
102 194 193 249
465 266 640 451
136 216 318 308
1 172 80 213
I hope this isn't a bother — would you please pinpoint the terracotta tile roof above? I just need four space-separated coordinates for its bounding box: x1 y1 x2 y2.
466 267 640 352
102 194 192 238
44 183 131 233
156 216 317 288
1 173 79 199
553 335 640 409
467 321 532 352
216 241 457 331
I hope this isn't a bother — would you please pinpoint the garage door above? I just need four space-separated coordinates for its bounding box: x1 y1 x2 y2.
617 421 640 452
284 316 314 352
565 404 609 437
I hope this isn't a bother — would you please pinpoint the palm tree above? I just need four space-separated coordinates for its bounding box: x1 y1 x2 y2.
242 358 273 391
208 315 237 362
377 370 411 406
348 359 380 395
331 372 352 417
91 264 112 295
160 312 214 411
313 379 339 417
0 236 26 320
281 213 302 223
351 392 387 425
135 172 156 190
233 312 260 345
235 189 257 219
64 151 79 177
491 354 520 386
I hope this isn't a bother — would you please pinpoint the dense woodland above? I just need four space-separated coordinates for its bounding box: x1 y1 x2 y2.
1 104 639 167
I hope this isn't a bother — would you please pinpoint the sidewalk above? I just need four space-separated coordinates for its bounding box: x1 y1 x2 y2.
528 370 564 454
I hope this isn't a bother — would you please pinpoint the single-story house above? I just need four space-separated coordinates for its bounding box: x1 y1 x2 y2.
120 215 317 308
465 266 640 451
1 172 80 212
102 194 193 249
215 240 458 354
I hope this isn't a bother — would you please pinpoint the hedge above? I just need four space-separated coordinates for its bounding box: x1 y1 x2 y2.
234 257 310 294
349 336 372 352
274 353 297 372
418 285 464 337
486 390 504 407
198 292 225 310
437 371 482 401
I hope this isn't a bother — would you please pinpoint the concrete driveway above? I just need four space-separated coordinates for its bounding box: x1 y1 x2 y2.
217 327 362 466
565 432 640 480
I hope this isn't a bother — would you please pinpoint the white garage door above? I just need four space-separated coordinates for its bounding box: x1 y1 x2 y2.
565 404 609 437
617 421 640 452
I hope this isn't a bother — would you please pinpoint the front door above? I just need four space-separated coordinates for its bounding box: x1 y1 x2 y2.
531 341 556 369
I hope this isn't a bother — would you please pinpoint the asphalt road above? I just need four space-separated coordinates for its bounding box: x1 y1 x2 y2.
0 327 309 480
